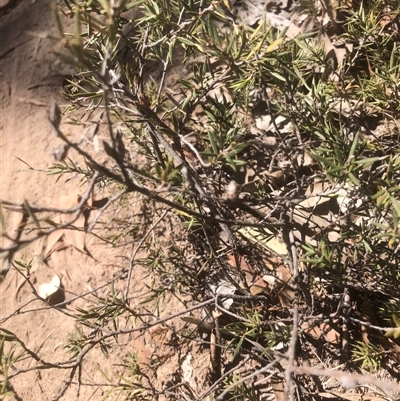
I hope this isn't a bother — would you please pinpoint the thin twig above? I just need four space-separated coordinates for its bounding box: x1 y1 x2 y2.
348 317 395 332
216 357 284 400
196 355 251 401
341 287 351 363
124 209 169 299
215 302 252 324
157 60 169 102
87 189 127 233
0 263 137 325
52 365 78 401
0 172 99 253
179 135 212 167
288 365 400 396
284 209 300 400
8 297 218 379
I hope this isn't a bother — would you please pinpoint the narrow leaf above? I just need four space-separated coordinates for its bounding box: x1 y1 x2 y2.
266 37 284 53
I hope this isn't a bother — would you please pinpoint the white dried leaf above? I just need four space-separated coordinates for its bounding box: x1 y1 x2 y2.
262 274 276 287
327 231 341 242
38 274 61 299
225 180 239 200
181 353 193 385
255 115 271 131
336 186 362 214
93 134 100 153
209 280 235 310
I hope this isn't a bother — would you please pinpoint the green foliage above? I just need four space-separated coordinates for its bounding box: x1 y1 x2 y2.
3 0 400 398
381 302 400 339
0 330 27 399
352 341 384 372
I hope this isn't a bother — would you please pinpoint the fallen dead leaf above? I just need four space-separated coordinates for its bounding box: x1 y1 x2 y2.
273 265 296 307
271 376 285 401
296 148 314 167
226 251 294 303
327 231 341 242
298 181 332 209
132 333 154 376
226 253 260 291
301 321 341 345
149 324 171 345
61 213 86 252
44 230 65 259
250 276 270 296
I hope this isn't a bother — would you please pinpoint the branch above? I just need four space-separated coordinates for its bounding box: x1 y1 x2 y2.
0 171 99 253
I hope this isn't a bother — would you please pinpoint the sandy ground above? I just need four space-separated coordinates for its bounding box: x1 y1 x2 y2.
0 1 127 399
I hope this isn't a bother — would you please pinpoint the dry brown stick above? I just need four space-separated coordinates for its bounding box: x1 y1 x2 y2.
284 210 300 400
52 365 78 401
288 365 400 396
348 317 395 332
210 308 222 381
0 171 99 253
341 288 351 363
